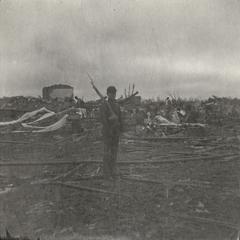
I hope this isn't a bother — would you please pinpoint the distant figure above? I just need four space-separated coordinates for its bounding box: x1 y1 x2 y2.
176 108 186 123
74 96 85 108
165 97 172 105
135 108 146 125
99 86 123 180
73 96 87 118
165 97 173 120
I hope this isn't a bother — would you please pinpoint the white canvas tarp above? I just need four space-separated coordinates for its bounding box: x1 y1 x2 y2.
153 115 176 125
21 123 45 129
33 114 68 132
0 107 54 126
26 112 56 125
1 106 86 133
153 115 206 127
21 114 68 132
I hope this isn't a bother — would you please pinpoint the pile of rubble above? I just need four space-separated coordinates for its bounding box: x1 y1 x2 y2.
123 95 240 137
0 86 240 137
0 96 75 113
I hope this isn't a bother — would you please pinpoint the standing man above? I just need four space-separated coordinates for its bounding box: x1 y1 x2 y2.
100 86 123 180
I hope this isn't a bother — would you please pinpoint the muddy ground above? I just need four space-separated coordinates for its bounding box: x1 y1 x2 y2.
0 123 239 240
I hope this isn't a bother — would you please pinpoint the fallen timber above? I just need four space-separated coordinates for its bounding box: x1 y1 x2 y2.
125 136 191 142
0 140 51 146
124 136 217 142
168 213 240 231
38 181 133 199
120 176 214 188
0 153 238 167
120 176 240 197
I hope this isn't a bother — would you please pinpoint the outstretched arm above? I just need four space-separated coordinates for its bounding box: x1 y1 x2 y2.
118 91 139 104
87 73 105 99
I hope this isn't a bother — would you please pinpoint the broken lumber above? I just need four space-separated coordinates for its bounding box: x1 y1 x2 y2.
169 213 239 230
0 153 238 167
41 181 133 199
0 160 101 166
0 140 50 145
52 164 85 181
120 176 213 188
125 137 190 142
120 176 240 197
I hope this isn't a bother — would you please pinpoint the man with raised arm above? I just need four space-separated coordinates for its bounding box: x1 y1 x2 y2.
99 86 123 180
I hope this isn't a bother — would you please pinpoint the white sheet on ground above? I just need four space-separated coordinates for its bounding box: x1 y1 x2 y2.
26 112 55 124
154 115 177 125
21 123 45 129
153 115 206 127
32 114 68 132
0 107 54 126
19 107 86 133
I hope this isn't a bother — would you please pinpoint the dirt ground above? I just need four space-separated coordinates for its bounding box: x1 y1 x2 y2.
0 123 239 240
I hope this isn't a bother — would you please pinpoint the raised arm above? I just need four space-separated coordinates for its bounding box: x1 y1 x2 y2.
118 91 139 105
87 73 105 99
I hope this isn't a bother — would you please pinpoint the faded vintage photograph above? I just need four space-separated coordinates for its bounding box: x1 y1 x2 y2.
1 0 240 239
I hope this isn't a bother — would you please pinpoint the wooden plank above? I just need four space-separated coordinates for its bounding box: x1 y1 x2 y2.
0 153 237 167
40 181 133 199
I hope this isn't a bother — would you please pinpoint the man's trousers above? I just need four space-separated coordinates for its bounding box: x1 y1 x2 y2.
103 135 119 179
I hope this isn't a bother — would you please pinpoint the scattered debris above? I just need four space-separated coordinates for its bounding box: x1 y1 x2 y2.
0 88 239 239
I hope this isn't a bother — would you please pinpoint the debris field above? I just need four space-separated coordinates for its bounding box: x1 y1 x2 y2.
0 95 239 240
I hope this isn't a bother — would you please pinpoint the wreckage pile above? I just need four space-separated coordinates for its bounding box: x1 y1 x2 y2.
0 96 75 113
0 93 240 137
124 95 240 137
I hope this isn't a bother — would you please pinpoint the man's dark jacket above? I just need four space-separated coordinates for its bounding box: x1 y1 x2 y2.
99 99 123 138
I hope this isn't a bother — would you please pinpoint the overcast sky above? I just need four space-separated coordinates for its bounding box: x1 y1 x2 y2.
1 0 240 100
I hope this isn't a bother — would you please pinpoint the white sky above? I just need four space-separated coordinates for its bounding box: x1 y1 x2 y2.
1 0 240 99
